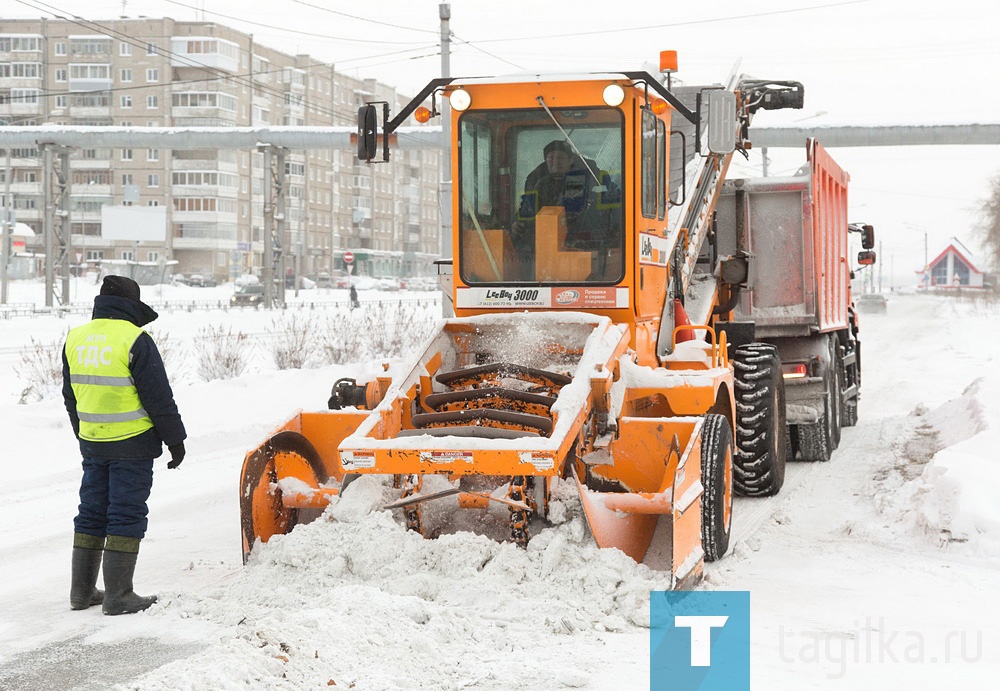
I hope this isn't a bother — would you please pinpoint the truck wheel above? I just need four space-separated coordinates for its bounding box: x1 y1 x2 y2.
732 343 788 496
843 400 859 427
701 414 733 562
829 337 843 449
786 425 798 461
798 335 843 462
796 420 830 461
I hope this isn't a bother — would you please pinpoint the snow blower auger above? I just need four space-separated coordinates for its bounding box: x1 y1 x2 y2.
240 55 804 587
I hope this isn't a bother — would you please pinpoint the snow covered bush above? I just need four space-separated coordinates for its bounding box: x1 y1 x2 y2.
267 313 322 370
320 302 434 364
146 327 180 372
193 324 251 381
358 301 436 361
14 333 67 403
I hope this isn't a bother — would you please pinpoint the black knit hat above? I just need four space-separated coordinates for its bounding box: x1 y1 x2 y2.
100 275 141 302
544 139 572 157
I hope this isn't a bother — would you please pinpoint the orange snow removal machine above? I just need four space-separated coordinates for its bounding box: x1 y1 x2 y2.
240 53 804 588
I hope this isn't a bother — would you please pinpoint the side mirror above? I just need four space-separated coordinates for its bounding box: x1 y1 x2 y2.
857 250 876 266
860 224 875 250
705 90 737 155
357 105 378 161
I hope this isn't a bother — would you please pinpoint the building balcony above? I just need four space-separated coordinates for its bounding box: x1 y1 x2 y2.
70 157 112 168
169 39 239 73
69 78 113 92
172 210 239 224
0 102 42 116
68 106 112 118
0 76 43 89
172 237 240 251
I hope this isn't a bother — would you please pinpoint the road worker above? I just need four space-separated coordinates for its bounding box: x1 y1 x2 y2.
62 275 186 615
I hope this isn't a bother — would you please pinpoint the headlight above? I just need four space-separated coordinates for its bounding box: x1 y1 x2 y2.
602 84 625 107
449 88 472 111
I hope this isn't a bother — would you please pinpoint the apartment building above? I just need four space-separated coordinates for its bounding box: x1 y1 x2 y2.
0 16 442 282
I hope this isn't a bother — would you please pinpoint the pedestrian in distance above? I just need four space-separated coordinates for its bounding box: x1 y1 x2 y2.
349 284 360 310
62 275 187 615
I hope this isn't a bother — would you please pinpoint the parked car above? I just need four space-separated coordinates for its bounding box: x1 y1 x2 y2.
856 293 888 314
231 284 264 306
315 271 333 289
185 273 218 287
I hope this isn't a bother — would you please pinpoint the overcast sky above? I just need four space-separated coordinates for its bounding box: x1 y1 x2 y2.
5 0 1000 281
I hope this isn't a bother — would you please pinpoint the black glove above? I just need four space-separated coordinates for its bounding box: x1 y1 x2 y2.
167 443 186 469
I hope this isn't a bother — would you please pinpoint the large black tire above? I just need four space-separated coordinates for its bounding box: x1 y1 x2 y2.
701 414 733 562
797 336 841 462
732 343 788 497
842 400 859 427
842 339 859 427
829 337 843 449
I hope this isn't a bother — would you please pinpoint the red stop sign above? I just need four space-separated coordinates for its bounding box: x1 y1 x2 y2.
343 251 354 264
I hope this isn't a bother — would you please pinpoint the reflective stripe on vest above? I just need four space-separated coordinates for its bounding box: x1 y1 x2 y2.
65 319 154 442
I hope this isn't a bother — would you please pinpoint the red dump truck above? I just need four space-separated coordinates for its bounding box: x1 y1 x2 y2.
716 138 876 462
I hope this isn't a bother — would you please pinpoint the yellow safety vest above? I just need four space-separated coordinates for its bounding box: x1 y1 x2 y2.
65 319 154 442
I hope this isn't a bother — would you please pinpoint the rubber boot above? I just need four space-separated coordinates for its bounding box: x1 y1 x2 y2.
102 536 157 616
70 533 105 610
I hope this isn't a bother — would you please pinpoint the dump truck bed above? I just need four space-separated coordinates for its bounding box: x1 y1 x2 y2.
718 140 850 337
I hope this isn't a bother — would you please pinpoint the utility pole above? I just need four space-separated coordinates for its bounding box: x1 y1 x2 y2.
439 3 453 318
1 148 12 304
877 240 883 293
439 3 452 262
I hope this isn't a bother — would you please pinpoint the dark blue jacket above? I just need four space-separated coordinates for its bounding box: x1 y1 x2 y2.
62 295 186 459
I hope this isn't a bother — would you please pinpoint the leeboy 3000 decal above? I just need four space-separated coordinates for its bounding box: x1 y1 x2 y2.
456 287 629 309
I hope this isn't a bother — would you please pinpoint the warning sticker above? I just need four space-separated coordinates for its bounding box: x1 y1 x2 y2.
340 450 376 469
420 450 475 464
519 451 554 470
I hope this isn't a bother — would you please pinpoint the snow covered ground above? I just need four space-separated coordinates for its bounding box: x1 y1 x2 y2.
0 280 997 690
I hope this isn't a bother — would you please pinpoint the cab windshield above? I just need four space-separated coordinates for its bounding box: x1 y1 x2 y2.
458 107 624 285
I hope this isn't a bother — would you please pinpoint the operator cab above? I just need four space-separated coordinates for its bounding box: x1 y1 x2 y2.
457 107 625 286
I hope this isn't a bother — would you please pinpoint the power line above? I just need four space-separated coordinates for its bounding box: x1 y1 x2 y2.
160 0 431 45
451 33 524 72
284 0 439 35
463 0 868 44
11 0 364 122
7 0 445 150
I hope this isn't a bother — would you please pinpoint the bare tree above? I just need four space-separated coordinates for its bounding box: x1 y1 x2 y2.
979 173 1000 271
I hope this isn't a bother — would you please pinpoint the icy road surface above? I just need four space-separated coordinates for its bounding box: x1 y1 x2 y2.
0 286 997 689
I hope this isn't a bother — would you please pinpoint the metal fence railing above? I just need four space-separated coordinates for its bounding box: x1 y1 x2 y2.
0 293 441 320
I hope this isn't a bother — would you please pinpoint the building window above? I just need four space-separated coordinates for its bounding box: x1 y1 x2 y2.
148 174 159 187
121 174 133 185
147 200 160 207
120 68 132 82
146 68 158 82
70 38 111 56
54 42 66 56
147 95 159 109
146 42 158 55
121 149 133 161
120 95 132 108
122 250 134 261
11 89 41 104
147 149 159 162
55 68 67 82
147 251 159 261
120 42 131 56
55 95 67 108
69 64 111 80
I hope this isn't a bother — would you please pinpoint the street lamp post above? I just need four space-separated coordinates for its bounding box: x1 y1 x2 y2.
2 147 12 304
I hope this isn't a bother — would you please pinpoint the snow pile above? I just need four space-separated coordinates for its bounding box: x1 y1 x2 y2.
899 376 1000 554
130 476 669 690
